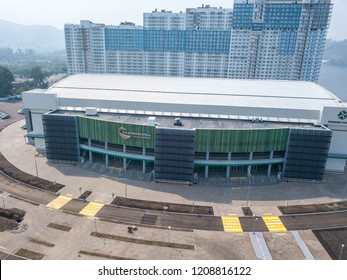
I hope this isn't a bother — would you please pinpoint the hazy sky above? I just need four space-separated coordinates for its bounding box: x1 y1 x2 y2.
0 0 346 41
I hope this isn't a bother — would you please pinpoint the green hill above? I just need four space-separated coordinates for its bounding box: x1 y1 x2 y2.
0 19 64 51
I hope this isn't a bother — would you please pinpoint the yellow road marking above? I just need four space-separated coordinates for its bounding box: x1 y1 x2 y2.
221 215 243 232
46 195 73 210
262 215 287 232
79 201 104 217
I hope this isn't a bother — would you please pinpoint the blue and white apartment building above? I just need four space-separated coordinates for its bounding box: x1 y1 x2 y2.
64 0 332 82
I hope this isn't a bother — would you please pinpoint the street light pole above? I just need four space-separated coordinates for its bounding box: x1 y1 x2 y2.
124 160 131 198
168 226 171 247
338 244 345 260
246 175 253 207
33 151 38 177
252 215 259 234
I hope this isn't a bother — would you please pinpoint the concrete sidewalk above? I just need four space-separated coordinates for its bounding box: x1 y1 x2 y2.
0 120 346 217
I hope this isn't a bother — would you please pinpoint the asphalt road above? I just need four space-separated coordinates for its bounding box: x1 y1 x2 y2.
0 250 26 260
0 100 24 131
1 170 347 232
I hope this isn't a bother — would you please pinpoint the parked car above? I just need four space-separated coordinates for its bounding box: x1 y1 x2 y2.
0 114 10 120
17 109 24 115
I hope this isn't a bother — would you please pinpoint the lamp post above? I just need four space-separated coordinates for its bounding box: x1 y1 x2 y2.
33 151 38 177
124 160 131 198
252 215 259 234
246 175 253 207
168 226 171 247
338 244 345 260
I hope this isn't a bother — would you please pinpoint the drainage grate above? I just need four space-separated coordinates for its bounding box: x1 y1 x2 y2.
141 214 158 225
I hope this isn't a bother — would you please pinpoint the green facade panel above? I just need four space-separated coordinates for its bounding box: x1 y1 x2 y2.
195 128 289 153
77 116 155 149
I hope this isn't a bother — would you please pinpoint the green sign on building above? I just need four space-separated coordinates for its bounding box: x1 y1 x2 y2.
77 117 155 149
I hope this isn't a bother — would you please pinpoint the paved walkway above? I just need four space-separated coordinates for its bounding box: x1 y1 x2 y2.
249 232 272 260
291 231 315 260
0 120 346 218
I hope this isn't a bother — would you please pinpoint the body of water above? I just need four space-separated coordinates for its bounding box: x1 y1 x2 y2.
319 63 347 102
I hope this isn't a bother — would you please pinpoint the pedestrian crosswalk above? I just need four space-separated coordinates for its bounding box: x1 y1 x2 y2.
221 215 243 232
46 195 73 210
262 215 287 232
79 201 104 217
45 195 288 233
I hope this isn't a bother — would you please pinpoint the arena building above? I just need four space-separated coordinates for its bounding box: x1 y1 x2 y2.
22 74 347 183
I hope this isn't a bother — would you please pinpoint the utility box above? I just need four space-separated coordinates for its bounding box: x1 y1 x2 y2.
147 116 156 126
85 107 97 116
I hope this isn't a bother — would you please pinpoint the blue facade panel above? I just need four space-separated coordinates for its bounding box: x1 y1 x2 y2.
277 31 298 56
105 28 231 54
232 4 253 29
105 29 144 51
184 30 231 54
144 30 185 52
264 4 302 29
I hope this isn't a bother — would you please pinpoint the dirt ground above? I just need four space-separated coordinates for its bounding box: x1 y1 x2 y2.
111 196 214 215
278 202 347 260
278 201 347 214
0 152 64 192
313 228 347 260
0 207 26 232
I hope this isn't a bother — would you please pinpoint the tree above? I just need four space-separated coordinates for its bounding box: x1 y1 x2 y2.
0 66 14 97
30 66 45 87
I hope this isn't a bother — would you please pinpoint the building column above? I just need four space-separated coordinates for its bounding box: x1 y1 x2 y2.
247 152 253 177
123 145 126 170
142 147 146 174
226 152 231 178
205 151 209 179
88 138 93 163
267 151 274 176
105 142 109 167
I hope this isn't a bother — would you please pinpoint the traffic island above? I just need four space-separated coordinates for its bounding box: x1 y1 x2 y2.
111 196 214 215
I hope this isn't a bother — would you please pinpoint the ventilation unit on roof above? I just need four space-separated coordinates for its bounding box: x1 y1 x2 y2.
147 116 156 126
174 118 182 126
85 107 97 116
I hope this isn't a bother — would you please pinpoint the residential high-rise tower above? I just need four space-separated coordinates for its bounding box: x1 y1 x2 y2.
228 0 333 81
64 1 332 82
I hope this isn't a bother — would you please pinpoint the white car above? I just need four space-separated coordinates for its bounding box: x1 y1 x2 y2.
17 109 24 115
0 113 10 119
